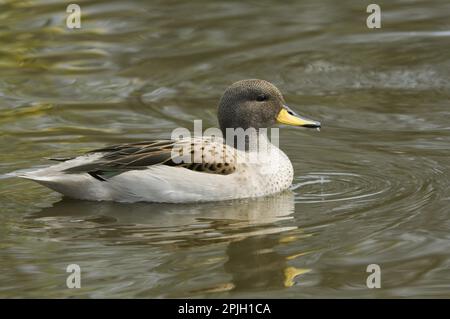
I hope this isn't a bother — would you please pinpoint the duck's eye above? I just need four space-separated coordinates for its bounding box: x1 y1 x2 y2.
256 94 268 102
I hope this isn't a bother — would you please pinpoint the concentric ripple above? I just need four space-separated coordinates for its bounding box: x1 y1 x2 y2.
293 172 392 204
291 151 446 224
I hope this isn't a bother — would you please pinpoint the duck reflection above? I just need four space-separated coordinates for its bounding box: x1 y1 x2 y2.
28 191 296 239
28 191 304 293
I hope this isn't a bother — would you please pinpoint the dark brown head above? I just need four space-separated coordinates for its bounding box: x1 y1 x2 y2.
218 79 320 135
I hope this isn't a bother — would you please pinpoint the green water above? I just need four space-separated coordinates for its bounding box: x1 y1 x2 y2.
0 0 449 298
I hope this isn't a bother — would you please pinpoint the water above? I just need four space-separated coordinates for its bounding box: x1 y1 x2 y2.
0 0 449 298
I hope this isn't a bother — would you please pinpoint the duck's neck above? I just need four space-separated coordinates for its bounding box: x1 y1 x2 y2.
223 128 275 152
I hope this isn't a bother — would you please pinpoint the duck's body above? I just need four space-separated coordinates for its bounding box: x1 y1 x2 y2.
19 79 320 203
20 136 294 203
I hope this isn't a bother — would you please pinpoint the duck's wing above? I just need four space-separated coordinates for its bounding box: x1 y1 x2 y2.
62 138 237 180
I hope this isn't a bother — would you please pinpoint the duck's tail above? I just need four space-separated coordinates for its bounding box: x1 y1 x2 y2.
12 153 104 188
13 165 103 201
3 168 62 196
12 167 63 186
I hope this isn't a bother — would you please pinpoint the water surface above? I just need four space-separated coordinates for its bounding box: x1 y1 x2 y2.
0 0 449 298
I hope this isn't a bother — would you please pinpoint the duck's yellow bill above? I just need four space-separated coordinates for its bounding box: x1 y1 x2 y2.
276 105 321 128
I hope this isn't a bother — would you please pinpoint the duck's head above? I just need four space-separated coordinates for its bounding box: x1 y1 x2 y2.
218 79 321 135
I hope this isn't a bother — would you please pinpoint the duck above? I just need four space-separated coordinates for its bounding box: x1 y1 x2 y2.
19 79 321 203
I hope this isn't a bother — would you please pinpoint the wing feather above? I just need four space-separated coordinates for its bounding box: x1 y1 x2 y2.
62 138 237 179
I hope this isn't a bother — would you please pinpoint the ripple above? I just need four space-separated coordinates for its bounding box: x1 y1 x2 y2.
293 172 392 204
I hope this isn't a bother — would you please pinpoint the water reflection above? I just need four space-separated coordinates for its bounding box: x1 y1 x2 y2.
27 191 296 245
24 192 304 295
224 235 308 292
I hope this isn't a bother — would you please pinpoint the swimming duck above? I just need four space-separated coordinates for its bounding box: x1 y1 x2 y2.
20 79 320 203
